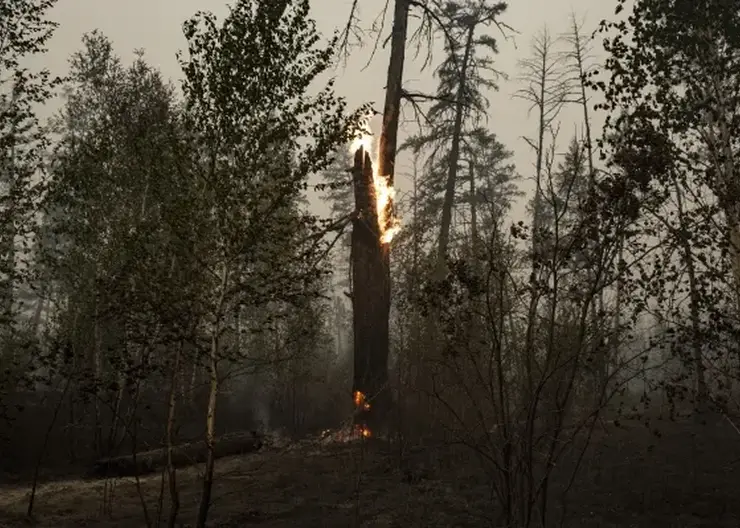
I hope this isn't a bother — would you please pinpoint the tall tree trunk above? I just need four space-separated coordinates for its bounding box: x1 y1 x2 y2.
408 155 424 400
0 116 17 346
674 182 708 409
376 0 410 188
107 320 130 457
436 23 476 276
610 235 623 387
196 267 228 528
468 159 479 259
351 148 391 436
30 296 45 335
347 0 408 436
715 119 740 317
568 15 595 182
531 52 548 246
196 327 219 528
521 32 556 405
696 27 740 316
569 15 609 388
93 280 103 456
166 341 182 528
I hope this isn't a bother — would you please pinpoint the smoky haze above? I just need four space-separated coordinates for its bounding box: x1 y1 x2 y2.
40 0 614 220
4 1 740 527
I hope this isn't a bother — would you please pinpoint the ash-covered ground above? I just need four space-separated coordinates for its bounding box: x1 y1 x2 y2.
1 418 739 527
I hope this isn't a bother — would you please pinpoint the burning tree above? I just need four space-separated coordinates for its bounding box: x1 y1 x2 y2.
349 130 399 438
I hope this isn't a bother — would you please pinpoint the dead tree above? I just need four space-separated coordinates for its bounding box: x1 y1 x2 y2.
350 147 391 436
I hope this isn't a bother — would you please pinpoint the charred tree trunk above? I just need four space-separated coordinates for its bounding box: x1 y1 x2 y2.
351 148 391 436
376 0 410 189
342 0 407 438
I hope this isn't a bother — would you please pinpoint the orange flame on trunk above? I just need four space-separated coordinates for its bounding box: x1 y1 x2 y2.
353 390 372 438
353 390 371 411
350 122 401 245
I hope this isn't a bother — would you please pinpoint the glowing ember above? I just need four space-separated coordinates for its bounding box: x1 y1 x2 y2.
349 120 401 245
357 425 372 438
353 391 372 438
353 390 371 411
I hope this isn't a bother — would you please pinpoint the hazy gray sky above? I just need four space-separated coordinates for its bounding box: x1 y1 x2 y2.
42 0 618 220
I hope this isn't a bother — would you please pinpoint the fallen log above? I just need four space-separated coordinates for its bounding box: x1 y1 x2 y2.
91 431 263 479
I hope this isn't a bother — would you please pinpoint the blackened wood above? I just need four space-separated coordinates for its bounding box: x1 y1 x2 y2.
351 147 391 434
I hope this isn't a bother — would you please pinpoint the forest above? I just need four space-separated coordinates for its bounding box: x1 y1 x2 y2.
0 0 739 526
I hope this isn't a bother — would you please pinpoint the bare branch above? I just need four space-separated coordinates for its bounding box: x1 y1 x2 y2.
337 0 363 65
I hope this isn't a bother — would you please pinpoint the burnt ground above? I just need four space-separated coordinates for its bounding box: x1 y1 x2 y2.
0 417 738 527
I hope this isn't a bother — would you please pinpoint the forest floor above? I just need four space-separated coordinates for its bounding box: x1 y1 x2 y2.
0 416 739 527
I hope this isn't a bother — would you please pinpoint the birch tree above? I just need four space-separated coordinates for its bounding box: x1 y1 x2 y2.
0 0 60 420
596 0 740 413
177 1 363 524
43 31 183 457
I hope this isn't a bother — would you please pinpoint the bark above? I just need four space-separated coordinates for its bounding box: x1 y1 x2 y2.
409 156 423 396
352 0 407 436
568 16 594 182
29 296 45 336
0 116 17 337
715 120 740 314
569 16 605 359
521 33 560 405
699 73 740 377
531 48 548 245
612 237 623 369
166 342 181 528
107 377 125 456
468 159 479 259
436 23 476 277
696 26 740 313
376 0 410 189
93 285 102 456
351 148 391 435
196 329 219 527
196 266 228 528
729 224 740 308
106 325 128 457
674 183 708 408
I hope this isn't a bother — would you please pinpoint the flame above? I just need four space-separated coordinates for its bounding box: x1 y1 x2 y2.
353 391 372 438
349 121 401 245
357 425 372 438
353 390 371 411
350 133 372 155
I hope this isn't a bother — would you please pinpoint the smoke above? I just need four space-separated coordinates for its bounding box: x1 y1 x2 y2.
252 387 271 432
223 369 273 433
